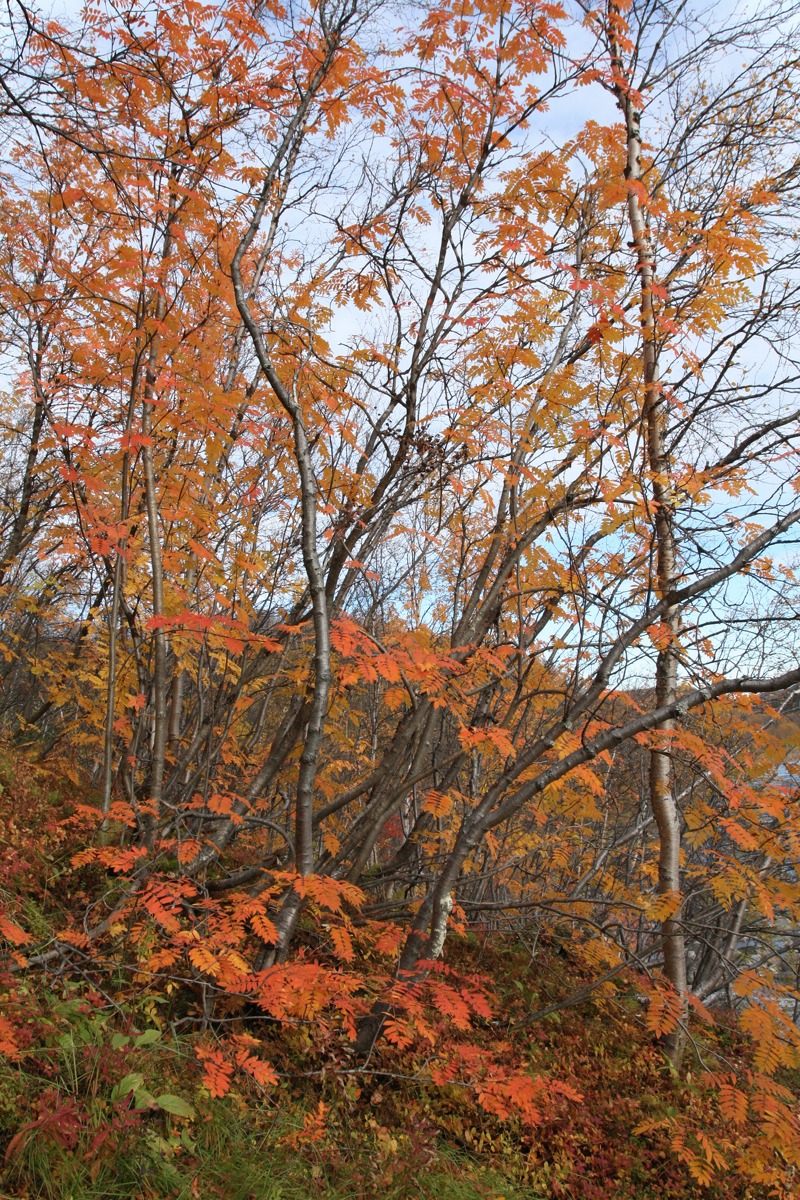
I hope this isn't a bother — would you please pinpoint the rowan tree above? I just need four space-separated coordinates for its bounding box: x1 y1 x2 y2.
1 0 800 1189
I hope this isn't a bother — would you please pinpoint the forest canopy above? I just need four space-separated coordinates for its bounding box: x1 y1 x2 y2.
1 0 800 1194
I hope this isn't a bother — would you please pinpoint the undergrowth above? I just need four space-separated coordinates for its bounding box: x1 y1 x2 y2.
0 752 794 1199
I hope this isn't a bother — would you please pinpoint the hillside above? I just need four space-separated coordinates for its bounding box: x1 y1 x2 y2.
1 753 798 1199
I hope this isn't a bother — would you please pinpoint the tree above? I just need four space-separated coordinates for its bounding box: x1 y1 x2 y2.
1 0 800 1186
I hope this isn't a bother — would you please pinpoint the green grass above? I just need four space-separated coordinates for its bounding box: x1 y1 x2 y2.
0 996 533 1200
2 1099 535 1200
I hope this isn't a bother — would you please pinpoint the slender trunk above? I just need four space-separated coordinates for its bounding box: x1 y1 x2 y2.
0 390 45 585
610 4 687 1064
101 360 140 826
167 669 184 748
100 551 122 823
232 255 332 967
141 214 176 849
694 898 748 1002
254 396 331 964
225 27 354 959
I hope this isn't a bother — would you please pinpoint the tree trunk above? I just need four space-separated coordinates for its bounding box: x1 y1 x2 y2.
609 2 687 1064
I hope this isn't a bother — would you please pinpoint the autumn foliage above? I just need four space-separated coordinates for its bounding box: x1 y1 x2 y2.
1 0 800 1193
